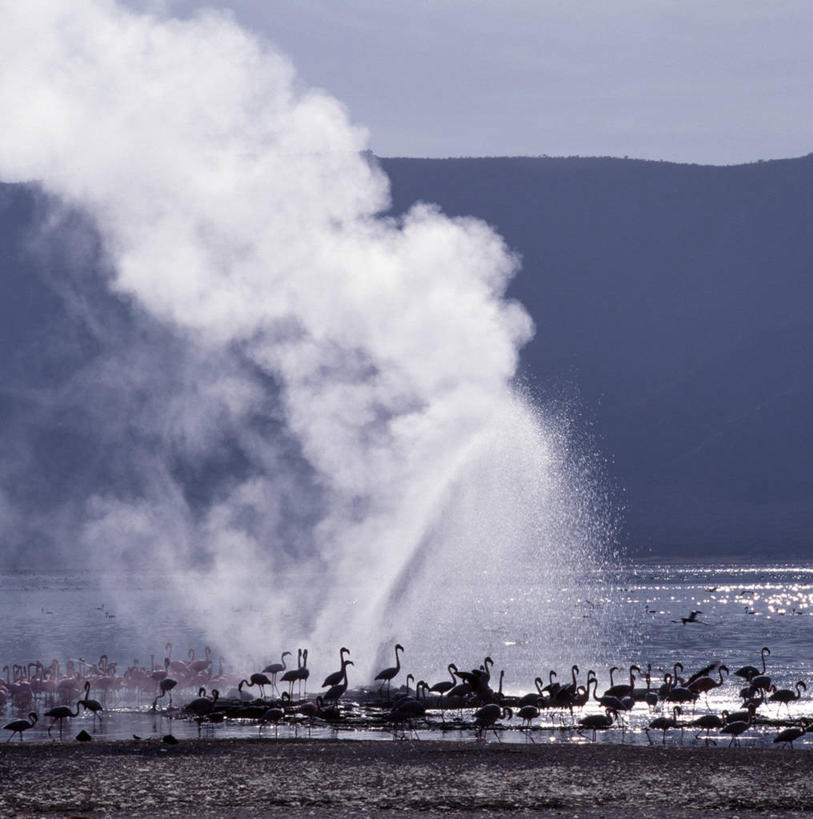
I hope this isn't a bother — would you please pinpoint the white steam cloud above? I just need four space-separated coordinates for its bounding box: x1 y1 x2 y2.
0 0 610 679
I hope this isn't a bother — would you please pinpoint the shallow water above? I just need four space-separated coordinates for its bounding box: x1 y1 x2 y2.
2 559 812 746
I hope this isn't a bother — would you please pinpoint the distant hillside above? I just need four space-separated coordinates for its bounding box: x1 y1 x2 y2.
381 154 813 555
2 154 813 561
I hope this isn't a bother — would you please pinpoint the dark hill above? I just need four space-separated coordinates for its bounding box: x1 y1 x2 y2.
2 154 813 560
381 155 813 555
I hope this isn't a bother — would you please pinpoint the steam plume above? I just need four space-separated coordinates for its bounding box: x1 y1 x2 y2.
0 0 610 676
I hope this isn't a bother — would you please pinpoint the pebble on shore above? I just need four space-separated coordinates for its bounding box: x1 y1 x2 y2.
1 738 813 818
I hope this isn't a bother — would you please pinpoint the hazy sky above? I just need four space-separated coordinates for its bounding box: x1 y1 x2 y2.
127 0 813 165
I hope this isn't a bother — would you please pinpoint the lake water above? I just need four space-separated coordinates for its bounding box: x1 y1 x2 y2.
2 558 812 745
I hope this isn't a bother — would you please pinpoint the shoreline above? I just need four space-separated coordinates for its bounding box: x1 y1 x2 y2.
2 737 813 817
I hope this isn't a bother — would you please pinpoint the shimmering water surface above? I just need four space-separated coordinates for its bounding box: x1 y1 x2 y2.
2 559 812 746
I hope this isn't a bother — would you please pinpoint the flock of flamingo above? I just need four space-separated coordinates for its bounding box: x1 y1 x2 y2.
2 642 810 747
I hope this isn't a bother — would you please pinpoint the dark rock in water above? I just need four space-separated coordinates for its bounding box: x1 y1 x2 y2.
75 729 92 742
162 734 179 745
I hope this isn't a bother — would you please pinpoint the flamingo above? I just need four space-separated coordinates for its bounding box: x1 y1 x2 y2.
295 649 310 697
646 706 682 745
733 646 770 681
686 661 720 685
165 642 189 676
774 719 809 749
393 674 416 703
4 712 37 742
571 683 590 713
578 710 616 741
184 688 219 735
374 643 404 696
297 696 322 734
445 677 472 701
263 651 292 694
604 664 639 699
390 683 428 739
660 662 686 693
188 646 213 675
559 664 581 698
725 703 759 725
280 649 302 696
451 660 493 704
473 703 512 741
321 647 351 688
750 670 773 698
429 664 458 696
152 677 178 710
518 677 546 707
238 673 273 699
632 666 659 709
769 680 806 712
665 675 699 706
692 712 725 744
517 704 541 740
455 656 494 687
150 658 170 685
721 716 751 747
540 669 559 697
78 681 104 726
56 674 81 704
687 665 729 708
259 704 287 738
44 702 82 738
456 662 495 703
591 674 628 712
323 661 354 706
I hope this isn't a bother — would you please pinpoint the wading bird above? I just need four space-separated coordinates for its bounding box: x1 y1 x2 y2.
262 651 292 694
259 703 286 738
769 680 806 712
774 719 809 749
429 664 458 696
187 646 213 675
604 665 639 699
721 716 751 747
578 709 616 742
184 688 219 735
280 649 302 697
238 673 273 699
733 647 770 682
692 713 725 745
323 661 354 706
390 683 428 739
295 649 310 697
516 703 541 740
375 643 404 696
153 677 178 710
473 703 512 741
44 702 82 738
646 706 682 745
687 665 729 707
518 677 546 708
322 647 351 688
78 681 104 726
4 712 37 742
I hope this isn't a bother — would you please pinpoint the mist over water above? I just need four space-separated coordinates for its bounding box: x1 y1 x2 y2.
0 1 614 679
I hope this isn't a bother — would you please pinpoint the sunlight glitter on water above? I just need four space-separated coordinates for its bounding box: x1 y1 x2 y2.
2 560 813 746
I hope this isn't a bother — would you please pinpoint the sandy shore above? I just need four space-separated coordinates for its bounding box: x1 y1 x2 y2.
1 737 812 817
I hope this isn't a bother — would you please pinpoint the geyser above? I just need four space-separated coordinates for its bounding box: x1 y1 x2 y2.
0 0 613 681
